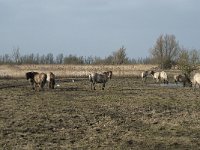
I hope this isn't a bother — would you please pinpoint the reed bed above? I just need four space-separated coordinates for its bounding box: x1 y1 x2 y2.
0 64 159 78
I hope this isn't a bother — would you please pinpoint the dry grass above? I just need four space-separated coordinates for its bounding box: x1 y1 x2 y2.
0 64 159 78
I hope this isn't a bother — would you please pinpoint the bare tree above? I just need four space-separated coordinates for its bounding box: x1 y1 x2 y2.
178 48 200 76
190 49 200 64
12 47 20 64
0 54 11 64
56 53 64 64
112 46 128 64
150 34 180 69
46 53 54 64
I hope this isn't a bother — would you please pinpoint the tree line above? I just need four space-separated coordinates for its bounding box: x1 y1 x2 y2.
0 46 151 65
1 34 200 72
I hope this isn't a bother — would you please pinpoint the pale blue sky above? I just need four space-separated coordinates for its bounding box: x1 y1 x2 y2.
0 0 200 58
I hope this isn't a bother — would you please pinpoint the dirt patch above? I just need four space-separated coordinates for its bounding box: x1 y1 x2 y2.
1 77 200 149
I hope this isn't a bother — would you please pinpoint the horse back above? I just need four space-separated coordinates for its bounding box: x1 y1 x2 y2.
96 73 108 83
34 73 47 83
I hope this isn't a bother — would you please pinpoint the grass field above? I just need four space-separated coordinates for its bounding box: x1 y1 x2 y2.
1 73 200 149
0 64 159 78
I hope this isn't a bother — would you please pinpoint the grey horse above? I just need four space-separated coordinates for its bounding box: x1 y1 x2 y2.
89 72 111 90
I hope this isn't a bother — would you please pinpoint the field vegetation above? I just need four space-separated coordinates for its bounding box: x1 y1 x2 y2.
0 64 159 78
1 64 200 149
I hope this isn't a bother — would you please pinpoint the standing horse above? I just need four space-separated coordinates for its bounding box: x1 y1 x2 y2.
26 71 39 89
89 72 110 90
33 73 47 91
150 71 160 83
47 72 55 89
150 71 168 84
174 74 192 87
141 70 151 82
192 73 200 90
160 71 169 84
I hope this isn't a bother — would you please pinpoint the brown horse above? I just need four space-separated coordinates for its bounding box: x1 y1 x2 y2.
33 73 47 91
174 74 192 87
26 71 39 89
47 72 55 89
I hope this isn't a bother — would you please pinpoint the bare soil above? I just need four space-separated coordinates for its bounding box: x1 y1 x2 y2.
1 77 200 149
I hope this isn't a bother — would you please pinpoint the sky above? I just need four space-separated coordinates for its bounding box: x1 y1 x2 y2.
0 0 200 59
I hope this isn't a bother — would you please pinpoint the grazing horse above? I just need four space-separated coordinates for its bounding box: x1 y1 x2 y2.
47 72 55 89
192 73 200 90
160 71 169 84
33 73 47 91
89 72 110 90
174 74 192 87
150 71 160 83
141 70 151 82
150 71 168 84
26 71 39 89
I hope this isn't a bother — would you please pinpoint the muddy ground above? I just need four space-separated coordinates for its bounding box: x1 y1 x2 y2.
1 77 200 149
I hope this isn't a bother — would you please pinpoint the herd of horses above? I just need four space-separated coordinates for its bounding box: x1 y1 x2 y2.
141 70 200 89
25 71 113 91
25 69 200 91
26 71 56 91
142 70 169 84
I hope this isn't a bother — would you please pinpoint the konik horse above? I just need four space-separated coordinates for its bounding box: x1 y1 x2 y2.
47 72 56 89
89 71 112 90
26 71 47 91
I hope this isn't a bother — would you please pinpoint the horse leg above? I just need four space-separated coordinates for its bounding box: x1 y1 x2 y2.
50 81 53 89
32 83 35 90
193 82 197 91
35 79 44 91
50 80 53 89
142 77 147 83
93 83 96 90
183 81 186 87
50 80 54 89
90 82 95 90
164 79 168 84
42 81 46 91
90 82 93 90
145 74 148 82
41 83 44 91
38 82 43 91
102 83 105 90
33 82 37 91
48 82 51 89
36 84 39 91
31 80 35 90
175 80 177 85
50 81 52 89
